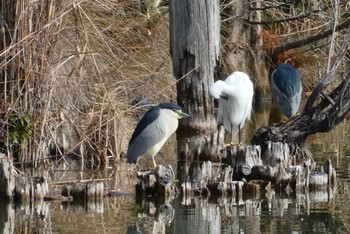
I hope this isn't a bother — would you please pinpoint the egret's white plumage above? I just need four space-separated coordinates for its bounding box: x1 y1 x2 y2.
210 71 254 144
145 0 162 18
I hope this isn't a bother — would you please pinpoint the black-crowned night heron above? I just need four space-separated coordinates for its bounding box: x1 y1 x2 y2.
270 63 302 118
209 71 254 145
145 0 162 18
127 103 191 168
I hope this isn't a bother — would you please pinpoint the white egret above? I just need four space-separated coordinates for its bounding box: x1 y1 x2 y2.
210 71 254 145
145 0 162 18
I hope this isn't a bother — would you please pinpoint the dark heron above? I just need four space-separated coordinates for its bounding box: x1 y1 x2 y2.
270 63 302 118
127 103 191 168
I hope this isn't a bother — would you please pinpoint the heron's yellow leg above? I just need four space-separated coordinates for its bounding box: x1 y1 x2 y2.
152 156 157 169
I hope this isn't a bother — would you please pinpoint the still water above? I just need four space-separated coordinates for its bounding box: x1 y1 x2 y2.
2 105 350 233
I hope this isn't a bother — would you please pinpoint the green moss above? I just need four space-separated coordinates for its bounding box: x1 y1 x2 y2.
8 112 33 146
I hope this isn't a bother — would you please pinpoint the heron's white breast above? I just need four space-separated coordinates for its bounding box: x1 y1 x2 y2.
144 109 178 157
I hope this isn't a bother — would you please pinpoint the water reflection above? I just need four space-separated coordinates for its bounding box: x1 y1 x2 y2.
1 172 348 233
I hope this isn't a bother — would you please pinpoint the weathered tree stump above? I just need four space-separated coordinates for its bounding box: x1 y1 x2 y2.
135 165 177 198
136 161 274 200
13 176 49 201
14 176 49 201
170 0 219 132
222 144 336 192
61 181 104 201
0 154 49 201
0 154 15 199
250 66 350 191
223 145 263 179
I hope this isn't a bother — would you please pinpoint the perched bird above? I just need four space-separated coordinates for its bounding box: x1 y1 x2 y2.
145 0 162 18
270 63 302 118
127 103 191 168
209 71 254 145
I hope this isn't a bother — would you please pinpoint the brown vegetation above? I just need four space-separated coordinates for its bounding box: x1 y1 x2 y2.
0 0 174 168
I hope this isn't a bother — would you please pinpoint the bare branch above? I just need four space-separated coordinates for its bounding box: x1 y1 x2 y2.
247 11 317 26
249 1 283 11
326 0 339 73
270 17 350 57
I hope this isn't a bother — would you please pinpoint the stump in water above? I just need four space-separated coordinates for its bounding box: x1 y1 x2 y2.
223 145 262 179
223 144 336 192
0 154 49 201
181 161 247 197
136 165 177 198
0 154 15 199
250 67 350 188
60 181 104 201
135 161 273 200
14 176 49 201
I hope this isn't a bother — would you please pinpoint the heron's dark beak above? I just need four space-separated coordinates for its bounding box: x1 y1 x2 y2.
180 111 191 119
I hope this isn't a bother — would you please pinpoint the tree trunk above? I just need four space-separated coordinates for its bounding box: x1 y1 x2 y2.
169 0 220 132
219 0 268 93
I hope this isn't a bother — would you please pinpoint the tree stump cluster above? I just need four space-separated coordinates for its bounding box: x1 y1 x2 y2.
0 153 106 202
135 142 337 199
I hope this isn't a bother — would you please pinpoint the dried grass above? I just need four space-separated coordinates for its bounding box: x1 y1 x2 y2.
0 0 174 168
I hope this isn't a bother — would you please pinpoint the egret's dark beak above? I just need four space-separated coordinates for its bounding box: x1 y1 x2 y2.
220 95 228 100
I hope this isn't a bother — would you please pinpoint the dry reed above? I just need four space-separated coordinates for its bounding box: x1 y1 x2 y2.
0 0 174 169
